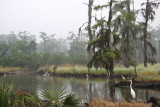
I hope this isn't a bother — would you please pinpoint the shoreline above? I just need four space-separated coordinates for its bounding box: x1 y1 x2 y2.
38 70 160 89
1 64 160 88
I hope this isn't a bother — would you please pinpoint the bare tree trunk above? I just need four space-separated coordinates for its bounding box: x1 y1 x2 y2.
159 40 160 62
109 60 115 85
123 52 130 68
134 39 137 77
125 32 130 68
143 0 149 67
107 0 115 85
126 3 130 68
122 2 131 68
88 0 93 60
133 0 137 77
144 30 147 67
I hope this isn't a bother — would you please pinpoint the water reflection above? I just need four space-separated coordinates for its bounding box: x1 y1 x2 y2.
0 75 160 102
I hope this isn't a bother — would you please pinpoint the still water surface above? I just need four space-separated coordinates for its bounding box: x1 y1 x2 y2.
0 75 160 102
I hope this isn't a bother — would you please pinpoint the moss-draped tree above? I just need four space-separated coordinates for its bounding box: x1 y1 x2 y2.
88 0 94 60
139 0 159 67
87 0 120 85
113 0 136 68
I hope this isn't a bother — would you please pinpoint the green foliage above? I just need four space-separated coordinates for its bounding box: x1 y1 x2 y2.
104 52 116 60
112 0 140 68
113 33 121 46
62 93 80 107
92 20 106 29
40 87 66 106
0 82 80 107
146 40 157 55
140 0 160 21
27 40 37 53
94 5 108 11
88 38 102 51
40 87 80 106
0 42 9 57
0 82 15 107
0 52 40 68
148 58 157 65
67 32 88 66
0 31 89 68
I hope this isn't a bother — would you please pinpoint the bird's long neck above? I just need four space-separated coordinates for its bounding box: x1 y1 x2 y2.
130 81 132 88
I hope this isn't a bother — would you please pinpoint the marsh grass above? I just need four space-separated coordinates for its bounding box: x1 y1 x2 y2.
0 66 28 73
38 64 160 81
89 99 149 107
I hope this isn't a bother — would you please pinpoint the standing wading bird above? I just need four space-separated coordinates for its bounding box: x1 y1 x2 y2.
86 74 89 79
129 80 136 98
121 75 126 80
17 71 19 75
4 73 6 77
43 72 49 77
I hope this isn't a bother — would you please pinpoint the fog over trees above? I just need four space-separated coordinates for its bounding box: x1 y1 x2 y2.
0 0 160 70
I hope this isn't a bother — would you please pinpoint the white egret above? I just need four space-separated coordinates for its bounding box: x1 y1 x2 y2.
43 72 49 77
17 71 19 75
86 74 89 79
4 73 6 77
43 73 47 77
121 75 126 80
46 72 50 76
129 80 136 98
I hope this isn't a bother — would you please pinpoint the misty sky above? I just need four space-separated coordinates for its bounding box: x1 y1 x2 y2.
0 0 159 39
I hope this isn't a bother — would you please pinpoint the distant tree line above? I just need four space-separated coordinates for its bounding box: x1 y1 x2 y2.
0 31 88 68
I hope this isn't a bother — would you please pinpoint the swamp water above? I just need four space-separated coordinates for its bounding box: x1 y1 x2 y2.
0 74 160 102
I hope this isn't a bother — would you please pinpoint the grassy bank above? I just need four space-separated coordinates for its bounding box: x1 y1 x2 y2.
0 66 28 73
37 64 160 82
89 99 149 107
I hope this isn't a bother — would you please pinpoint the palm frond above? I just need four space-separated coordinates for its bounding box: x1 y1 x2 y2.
40 87 67 105
62 93 80 107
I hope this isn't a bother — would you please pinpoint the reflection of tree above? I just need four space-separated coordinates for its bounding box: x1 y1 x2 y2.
145 90 149 101
115 88 122 102
109 79 115 102
121 88 131 102
104 83 110 100
104 80 115 102
89 83 92 101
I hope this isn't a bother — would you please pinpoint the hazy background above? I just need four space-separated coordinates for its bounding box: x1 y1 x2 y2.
0 0 159 40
